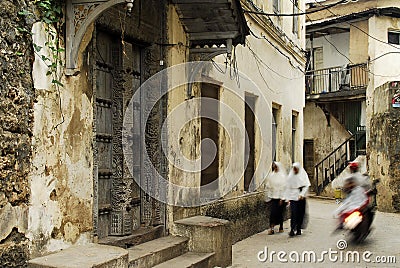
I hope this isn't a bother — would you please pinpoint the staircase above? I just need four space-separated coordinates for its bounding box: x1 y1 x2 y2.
315 128 366 195
28 216 229 268
128 236 214 268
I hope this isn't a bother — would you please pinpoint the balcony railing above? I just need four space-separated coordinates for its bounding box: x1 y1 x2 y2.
306 63 368 95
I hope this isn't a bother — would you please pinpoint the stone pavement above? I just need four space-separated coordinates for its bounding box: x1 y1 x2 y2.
231 198 400 267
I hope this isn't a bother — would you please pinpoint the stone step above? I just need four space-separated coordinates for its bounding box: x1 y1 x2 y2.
28 243 128 268
153 252 215 268
128 236 189 268
99 225 164 248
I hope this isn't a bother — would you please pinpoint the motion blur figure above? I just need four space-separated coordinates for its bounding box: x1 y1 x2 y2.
265 162 287 235
285 163 311 237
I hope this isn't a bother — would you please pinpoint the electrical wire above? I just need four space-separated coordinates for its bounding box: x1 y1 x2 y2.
311 0 400 52
248 42 278 94
244 0 348 16
368 51 400 63
249 29 306 74
244 0 306 55
247 42 306 80
299 0 400 78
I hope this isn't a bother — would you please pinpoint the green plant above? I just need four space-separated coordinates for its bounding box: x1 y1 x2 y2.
33 0 64 88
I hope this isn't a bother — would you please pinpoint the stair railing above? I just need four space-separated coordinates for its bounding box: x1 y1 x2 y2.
315 134 355 195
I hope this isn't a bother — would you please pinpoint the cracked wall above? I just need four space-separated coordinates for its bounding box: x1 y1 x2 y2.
0 0 36 266
27 22 94 258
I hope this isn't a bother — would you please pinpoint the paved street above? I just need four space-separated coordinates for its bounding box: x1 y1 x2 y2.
232 198 400 267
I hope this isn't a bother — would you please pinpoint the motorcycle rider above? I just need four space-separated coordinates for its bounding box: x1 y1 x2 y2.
333 177 369 220
348 161 370 190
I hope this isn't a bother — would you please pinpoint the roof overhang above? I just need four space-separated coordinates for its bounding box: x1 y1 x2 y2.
307 7 400 36
306 88 366 103
171 0 249 47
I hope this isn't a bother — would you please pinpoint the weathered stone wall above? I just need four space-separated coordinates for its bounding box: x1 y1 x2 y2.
0 0 36 266
303 102 352 189
368 81 400 212
27 1 169 258
200 192 271 243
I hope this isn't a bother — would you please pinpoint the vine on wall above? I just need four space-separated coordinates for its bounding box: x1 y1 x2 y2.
18 0 64 87
18 0 66 128
34 0 64 87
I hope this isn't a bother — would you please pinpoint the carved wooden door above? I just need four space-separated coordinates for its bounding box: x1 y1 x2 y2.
94 31 142 239
94 31 165 240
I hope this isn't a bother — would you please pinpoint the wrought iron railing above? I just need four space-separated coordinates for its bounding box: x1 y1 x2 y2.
306 63 368 95
315 126 366 195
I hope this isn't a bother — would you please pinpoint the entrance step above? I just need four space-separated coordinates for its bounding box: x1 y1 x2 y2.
99 225 164 248
28 243 128 268
174 216 232 267
128 236 189 268
153 252 215 268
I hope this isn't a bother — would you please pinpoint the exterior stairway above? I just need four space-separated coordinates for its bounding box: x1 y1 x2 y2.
28 216 228 268
28 236 215 268
315 127 366 195
128 236 214 268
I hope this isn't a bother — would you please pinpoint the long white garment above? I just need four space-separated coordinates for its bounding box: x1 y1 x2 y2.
265 162 287 199
285 162 311 201
333 186 369 218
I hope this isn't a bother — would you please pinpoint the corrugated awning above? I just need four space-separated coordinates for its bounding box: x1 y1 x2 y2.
172 0 249 47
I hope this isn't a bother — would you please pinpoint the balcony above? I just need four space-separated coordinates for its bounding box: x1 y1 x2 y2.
306 63 368 102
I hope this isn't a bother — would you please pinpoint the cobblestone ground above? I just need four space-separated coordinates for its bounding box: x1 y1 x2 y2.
231 198 400 267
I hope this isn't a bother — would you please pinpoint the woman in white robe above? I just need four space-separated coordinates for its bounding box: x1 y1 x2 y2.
285 162 311 236
265 162 287 234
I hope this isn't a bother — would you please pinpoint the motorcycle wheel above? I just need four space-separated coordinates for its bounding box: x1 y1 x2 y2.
352 217 370 244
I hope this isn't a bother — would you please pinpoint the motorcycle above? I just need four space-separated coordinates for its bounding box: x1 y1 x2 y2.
334 178 380 243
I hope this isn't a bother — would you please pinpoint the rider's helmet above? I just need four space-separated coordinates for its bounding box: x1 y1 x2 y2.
349 161 359 172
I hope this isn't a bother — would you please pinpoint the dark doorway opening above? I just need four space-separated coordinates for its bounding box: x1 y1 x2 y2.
201 83 220 192
244 95 256 192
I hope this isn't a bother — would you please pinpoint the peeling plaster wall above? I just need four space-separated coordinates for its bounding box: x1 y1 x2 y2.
303 102 351 184
167 0 306 238
224 17 306 172
368 82 400 212
28 22 93 258
165 5 200 228
0 0 36 266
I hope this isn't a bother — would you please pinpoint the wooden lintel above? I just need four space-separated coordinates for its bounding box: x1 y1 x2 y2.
189 31 239 41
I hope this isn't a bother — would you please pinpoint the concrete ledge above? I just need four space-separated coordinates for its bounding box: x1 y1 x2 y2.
174 216 231 268
28 243 128 268
200 192 270 243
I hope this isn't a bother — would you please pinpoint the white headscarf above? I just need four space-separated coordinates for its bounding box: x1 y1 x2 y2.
267 162 287 187
266 162 287 199
287 162 311 189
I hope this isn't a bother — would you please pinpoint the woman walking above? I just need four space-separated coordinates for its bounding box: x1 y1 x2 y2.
285 162 310 237
265 162 287 235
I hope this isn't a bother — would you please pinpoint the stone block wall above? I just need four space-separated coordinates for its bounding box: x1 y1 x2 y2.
0 0 36 266
200 192 271 243
368 81 400 212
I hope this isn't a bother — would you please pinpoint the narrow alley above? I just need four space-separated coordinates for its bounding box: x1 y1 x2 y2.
232 198 400 267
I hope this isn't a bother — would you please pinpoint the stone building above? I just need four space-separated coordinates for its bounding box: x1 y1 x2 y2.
303 0 400 211
0 0 306 266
